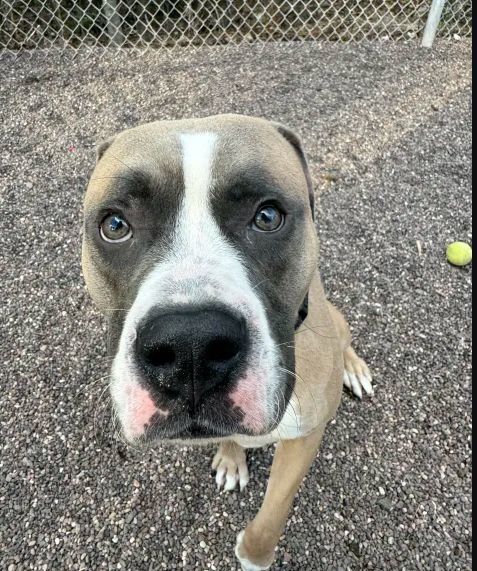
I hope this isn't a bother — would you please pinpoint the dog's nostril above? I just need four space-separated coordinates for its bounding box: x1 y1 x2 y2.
204 337 241 363
143 344 176 368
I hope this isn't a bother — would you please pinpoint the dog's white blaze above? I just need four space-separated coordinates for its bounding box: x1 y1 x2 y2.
175 133 231 264
181 132 215 229
111 131 281 439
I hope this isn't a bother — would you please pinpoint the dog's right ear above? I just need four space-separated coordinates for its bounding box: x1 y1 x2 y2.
96 136 115 163
271 121 315 221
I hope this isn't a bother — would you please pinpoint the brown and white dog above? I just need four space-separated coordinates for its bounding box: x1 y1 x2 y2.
82 114 373 570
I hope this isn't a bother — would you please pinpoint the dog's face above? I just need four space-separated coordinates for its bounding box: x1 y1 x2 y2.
82 115 318 444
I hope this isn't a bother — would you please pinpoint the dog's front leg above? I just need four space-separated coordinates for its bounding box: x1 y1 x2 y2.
235 425 326 570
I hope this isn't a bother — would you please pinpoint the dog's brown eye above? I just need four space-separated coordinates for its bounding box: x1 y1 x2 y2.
253 205 284 232
100 214 132 243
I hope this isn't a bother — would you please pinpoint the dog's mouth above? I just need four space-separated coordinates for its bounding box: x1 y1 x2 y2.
163 421 232 441
115 369 292 444
136 406 249 443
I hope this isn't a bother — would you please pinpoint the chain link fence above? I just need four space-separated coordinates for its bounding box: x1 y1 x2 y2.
0 0 472 54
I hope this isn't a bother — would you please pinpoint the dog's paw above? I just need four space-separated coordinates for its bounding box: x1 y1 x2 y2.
343 346 374 399
211 442 249 492
235 531 272 571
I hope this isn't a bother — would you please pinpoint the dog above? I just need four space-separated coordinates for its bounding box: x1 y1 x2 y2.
82 114 373 570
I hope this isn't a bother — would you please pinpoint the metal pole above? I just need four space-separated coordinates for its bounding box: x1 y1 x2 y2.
421 0 446 48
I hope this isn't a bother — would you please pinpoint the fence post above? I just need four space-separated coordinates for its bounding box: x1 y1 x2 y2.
421 0 446 47
102 0 125 46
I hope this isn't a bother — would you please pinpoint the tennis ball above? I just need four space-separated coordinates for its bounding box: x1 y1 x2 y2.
446 242 472 267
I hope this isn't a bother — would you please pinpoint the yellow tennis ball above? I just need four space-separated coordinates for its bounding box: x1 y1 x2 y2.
446 242 472 267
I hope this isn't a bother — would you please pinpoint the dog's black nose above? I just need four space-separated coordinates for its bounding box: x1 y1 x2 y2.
135 307 248 409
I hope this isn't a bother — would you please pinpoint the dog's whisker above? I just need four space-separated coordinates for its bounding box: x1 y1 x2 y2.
107 152 143 177
272 379 304 432
92 381 112 438
278 365 320 425
88 175 139 184
75 374 110 399
112 408 143 453
250 277 270 292
282 385 301 428
294 322 338 339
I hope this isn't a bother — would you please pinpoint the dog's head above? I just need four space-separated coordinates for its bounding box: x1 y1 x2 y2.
82 114 318 443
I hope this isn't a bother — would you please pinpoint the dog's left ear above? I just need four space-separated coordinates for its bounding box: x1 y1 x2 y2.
271 122 315 220
96 136 116 163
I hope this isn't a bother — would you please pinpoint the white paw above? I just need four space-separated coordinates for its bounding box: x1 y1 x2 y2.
343 355 374 399
235 531 272 571
211 445 249 492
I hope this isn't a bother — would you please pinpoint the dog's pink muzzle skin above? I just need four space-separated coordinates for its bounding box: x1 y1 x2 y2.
123 383 165 439
122 373 268 439
229 372 267 434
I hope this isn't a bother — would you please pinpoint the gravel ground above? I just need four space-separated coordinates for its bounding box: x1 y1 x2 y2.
0 40 472 570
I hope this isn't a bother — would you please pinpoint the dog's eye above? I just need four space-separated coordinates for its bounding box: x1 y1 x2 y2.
253 205 284 232
100 214 132 243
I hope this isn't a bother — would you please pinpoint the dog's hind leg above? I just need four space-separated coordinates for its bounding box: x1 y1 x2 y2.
327 302 374 399
212 441 249 492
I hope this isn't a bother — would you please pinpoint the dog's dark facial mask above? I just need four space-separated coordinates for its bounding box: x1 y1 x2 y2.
82 115 318 444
